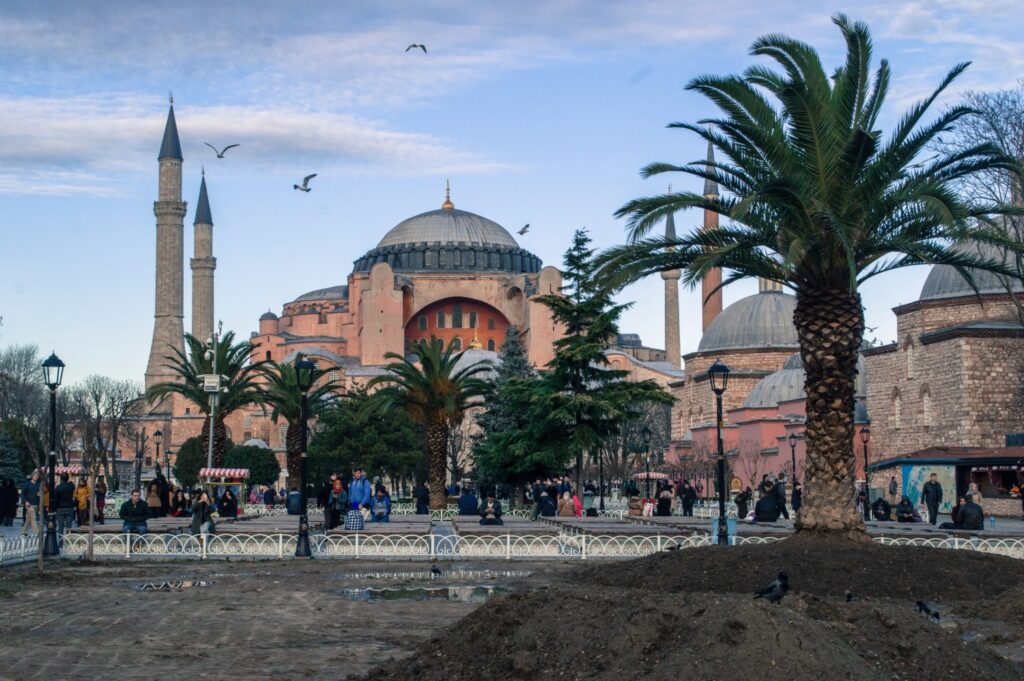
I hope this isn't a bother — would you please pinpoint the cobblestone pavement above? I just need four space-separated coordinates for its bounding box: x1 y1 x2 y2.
0 560 572 680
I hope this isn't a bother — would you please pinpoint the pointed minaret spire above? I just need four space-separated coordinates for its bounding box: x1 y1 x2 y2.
703 141 719 198
158 98 183 161
701 142 723 331
661 183 682 369
191 172 216 342
441 179 454 210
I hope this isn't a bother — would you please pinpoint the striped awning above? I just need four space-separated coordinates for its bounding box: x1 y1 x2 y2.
632 471 670 480
199 468 250 478
54 465 84 475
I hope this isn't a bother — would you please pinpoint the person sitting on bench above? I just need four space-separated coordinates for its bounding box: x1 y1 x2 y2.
871 496 892 521
479 492 503 525
956 493 984 530
119 489 150 535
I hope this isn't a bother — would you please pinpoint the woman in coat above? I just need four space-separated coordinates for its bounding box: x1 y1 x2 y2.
74 479 92 526
219 489 238 519
557 491 575 517
146 482 162 518
190 491 215 535
326 479 348 530
170 490 187 517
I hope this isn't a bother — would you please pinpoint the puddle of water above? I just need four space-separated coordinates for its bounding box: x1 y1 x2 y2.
341 585 510 602
135 580 215 592
334 569 532 581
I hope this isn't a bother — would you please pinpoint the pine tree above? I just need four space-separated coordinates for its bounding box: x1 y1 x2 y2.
0 430 22 483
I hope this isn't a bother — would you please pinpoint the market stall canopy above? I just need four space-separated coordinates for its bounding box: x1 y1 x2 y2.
632 471 670 480
199 468 250 478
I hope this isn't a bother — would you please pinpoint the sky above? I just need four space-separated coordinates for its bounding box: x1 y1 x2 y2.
1 0 1023 382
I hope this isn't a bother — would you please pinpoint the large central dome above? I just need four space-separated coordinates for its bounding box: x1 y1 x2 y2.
377 207 519 249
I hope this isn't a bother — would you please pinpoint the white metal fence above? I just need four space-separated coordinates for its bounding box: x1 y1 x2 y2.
44 531 1024 562
0 534 39 565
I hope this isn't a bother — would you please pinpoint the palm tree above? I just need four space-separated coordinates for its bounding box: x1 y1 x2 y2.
146 331 264 466
258 355 344 484
365 337 491 509
598 15 1024 535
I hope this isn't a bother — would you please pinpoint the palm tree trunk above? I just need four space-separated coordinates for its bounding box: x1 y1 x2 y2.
200 417 228 467
793 287 865 535
427 420 448 510
285 421 302 487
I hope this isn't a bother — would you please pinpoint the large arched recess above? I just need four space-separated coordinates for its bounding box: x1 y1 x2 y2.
405 297 510 351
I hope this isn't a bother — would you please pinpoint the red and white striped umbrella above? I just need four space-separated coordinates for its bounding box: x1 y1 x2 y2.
199 468 250 478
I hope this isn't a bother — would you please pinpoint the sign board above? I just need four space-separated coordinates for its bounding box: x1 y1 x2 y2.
201 374 222 393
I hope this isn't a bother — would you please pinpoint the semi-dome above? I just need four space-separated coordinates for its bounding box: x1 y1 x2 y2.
742 352 867 409
259 310 278 321
377 208 519 249
697 291 799 353
291 285 349 303
920 241 1023 301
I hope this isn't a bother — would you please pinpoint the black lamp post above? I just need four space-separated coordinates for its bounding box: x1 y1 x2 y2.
708 359 730 546
294 357 316 557
642 427 653 500
788 432 798 482
860 425 871 521
41 352 65 556
598 453 605 511
153 429 163 479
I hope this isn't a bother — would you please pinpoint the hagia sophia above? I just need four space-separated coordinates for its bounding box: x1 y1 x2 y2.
138 102 1024 515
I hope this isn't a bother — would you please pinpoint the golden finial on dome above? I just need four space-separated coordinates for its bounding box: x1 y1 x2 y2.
468 334 483 349
442 179 454 210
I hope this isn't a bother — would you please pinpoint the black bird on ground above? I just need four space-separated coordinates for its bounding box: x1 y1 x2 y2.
845 590 854 603
204 142 240 158
430 565 442 577
406 44 427 53
754 572 789 604
293 174 317 192
518 223 530 235
916 600 940 622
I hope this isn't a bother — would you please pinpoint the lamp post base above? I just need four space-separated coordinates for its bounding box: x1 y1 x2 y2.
295 515 312 557
43 514 59 556
717 516 729 546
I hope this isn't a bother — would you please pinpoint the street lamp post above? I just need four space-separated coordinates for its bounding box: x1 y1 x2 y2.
788 432 798 482
41 352 65 556
708 359 730 547
203 326 222 469
598 454 605 511
294 357 316 557
642 427 653 500
860 426 871 521
134 430 144 492
153 429 163 479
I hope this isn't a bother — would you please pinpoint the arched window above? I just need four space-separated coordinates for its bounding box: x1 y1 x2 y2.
437 311 445 328
469 311 477 328
892 390 902 428
487 317 496 330
905 338 915 379
265 351 271 362
687 409 695 428
487 339 495 351
452 304 463 328
451 337 462 350
921 388 932 427
418 315 428 331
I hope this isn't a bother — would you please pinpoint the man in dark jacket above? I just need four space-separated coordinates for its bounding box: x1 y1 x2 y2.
871 496 892 521
119 489 150 534
921 473 943 525
479 493 503 525
679 481 698 517
458 489 479 516
54 472 76 536
956 493 984 530
413 481 430 514
774 474 790 520
20 472 41 536
752 487 781 523
539 492 557 517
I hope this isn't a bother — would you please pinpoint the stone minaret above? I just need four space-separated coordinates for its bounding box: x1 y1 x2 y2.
145 99 187 390
661 185 682 369
701 142 724 331
190 169 215 342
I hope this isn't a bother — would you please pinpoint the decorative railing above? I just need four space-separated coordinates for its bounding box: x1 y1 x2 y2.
28 530 1024 563
1 534 39 565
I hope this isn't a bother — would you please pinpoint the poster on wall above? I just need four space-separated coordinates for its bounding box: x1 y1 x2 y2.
902 465 954 513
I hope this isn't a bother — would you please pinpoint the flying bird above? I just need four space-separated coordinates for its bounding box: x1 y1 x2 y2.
753 572 789 604
518 224 530 235
406 44 427 53
916 600 940 622
204 142 240 158
293 174 317 192
430 565 442 577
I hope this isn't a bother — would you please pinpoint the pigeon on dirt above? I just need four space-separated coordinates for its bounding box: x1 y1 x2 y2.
406 44 427 53
204 142 240 158
518 224 530 235
430 565 442 577
293 174 317 192
754 572 788 604
916 600 940 622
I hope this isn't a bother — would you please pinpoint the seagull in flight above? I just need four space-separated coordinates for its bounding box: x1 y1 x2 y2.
204 142 240 158
518 224 530 235
406 44 427 53
293 174 317 192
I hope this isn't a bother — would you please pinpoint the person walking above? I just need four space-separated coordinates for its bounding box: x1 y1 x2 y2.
262 486 275 507
190 491 215 535
921 473 943 525
679 480 697 517
20 472 41 535
791 481 803 514
74 478 91 527
54 472 77 537
0 479 17 526
774 473 790 520
119 489 151 534
95 477 107 524
413 480 430 515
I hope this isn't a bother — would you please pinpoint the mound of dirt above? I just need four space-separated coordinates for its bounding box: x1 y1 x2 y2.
367 585 1020 681
579 534 1024 602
